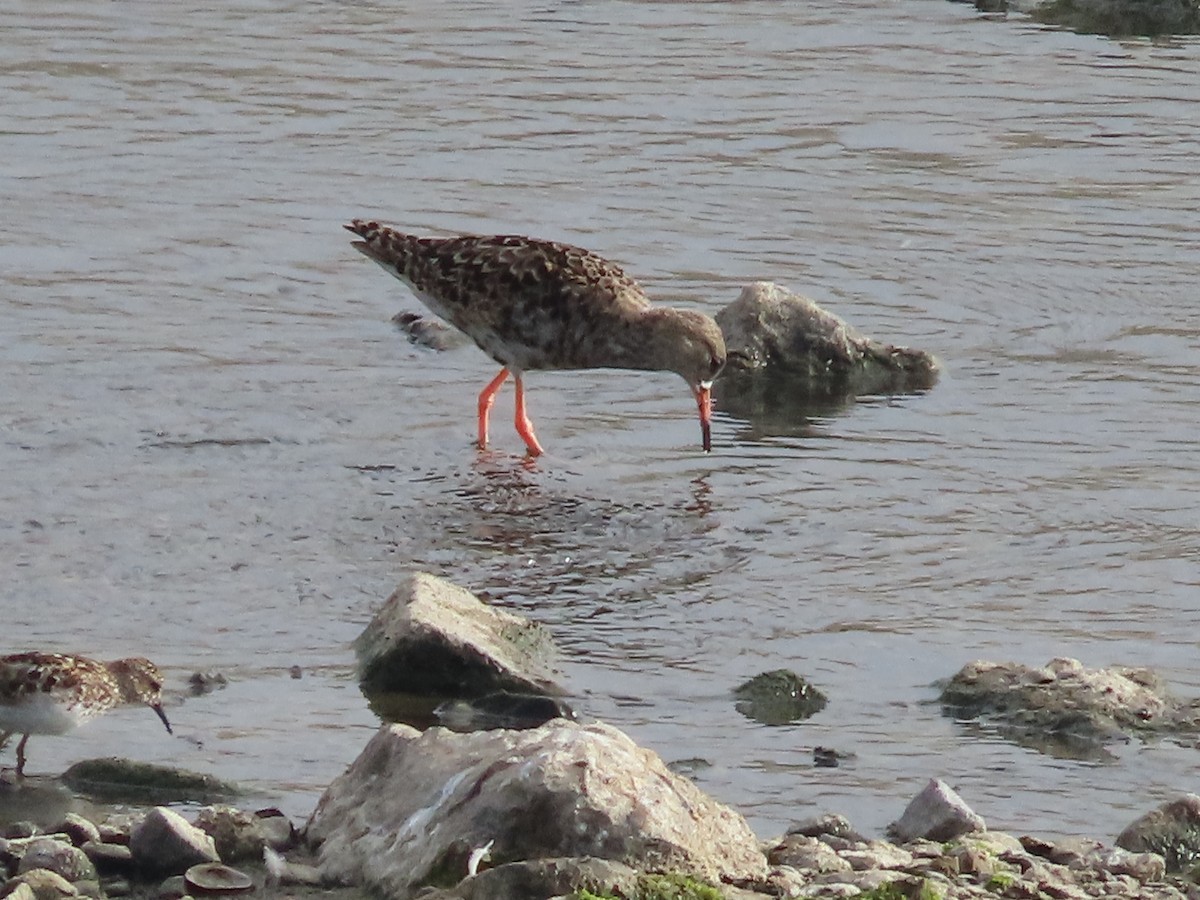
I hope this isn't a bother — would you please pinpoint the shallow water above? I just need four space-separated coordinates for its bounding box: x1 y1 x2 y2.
2 0 1199 840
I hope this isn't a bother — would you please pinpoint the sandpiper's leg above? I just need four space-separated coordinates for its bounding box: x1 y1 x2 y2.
15 734 29 777
694 384 714 453
477 368 510 449
513 374 545 457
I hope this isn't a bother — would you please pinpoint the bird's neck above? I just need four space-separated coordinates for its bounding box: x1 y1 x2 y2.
587 308 678 373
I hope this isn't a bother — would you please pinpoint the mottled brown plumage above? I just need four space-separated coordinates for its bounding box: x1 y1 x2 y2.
0 652 172 777
345 219 726 455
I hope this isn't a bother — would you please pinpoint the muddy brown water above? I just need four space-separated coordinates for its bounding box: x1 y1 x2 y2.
2 0 1198 840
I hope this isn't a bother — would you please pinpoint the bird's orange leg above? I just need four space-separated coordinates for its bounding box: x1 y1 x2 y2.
477 368 510 449
513 374 545 457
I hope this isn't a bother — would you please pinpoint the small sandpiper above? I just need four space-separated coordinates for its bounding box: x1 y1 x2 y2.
0 652 173 777
345 220 727 456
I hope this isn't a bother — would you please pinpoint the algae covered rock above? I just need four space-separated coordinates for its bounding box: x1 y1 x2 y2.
61 758 240 804
716 282 939 392
1024 0 1200 35
939 657 1200 757
732 670 827 726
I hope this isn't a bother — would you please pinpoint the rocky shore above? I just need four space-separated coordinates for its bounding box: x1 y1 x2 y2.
6 574 1200 900
4 770 1200 900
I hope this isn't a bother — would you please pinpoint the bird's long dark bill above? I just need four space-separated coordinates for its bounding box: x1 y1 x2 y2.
695 385 713 452
153 704 174 735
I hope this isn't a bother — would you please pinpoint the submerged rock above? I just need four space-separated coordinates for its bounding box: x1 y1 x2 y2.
391 311 470 351
939 657 1200 756
716 282 939 393
971 0 1200 36
61 759 239 805
353 572 564 698
305 720 767 898
732 670 827 726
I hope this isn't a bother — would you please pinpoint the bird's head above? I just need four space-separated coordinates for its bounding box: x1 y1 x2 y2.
108 657 173 735
648 309 726 452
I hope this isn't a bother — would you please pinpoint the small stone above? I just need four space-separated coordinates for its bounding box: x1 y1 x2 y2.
156 875 188 900
193 807 269 863
53 816 100 849
17 839 99 884
5 884 39 900
813 868 906 891
787 814 865 842
81 840 135 873
1079 845 1166 881
184 862 254 894
838 840 914 871
70 880 102 899
3 823 39 840
949 843 996 877
96 821 133 846
767 834 852 873
101 877 132 897
9 869 79 900
130 808 219 877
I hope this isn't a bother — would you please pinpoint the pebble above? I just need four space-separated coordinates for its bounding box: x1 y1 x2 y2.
130 809 219 876
16 838 98 884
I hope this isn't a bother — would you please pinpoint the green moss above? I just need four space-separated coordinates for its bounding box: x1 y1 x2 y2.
985 871 1015 891
858 880 944 900
571 872 725 900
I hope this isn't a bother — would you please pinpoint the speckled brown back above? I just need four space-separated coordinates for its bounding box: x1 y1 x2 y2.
0 652 120 714
345 220 658 371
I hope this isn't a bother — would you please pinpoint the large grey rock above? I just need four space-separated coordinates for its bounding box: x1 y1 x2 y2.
940 658 1200 757
129 807 219 876
354 572 563 697
305 720 767 898
887 778 985 842
716 282 939 393
1117 794 1200 873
